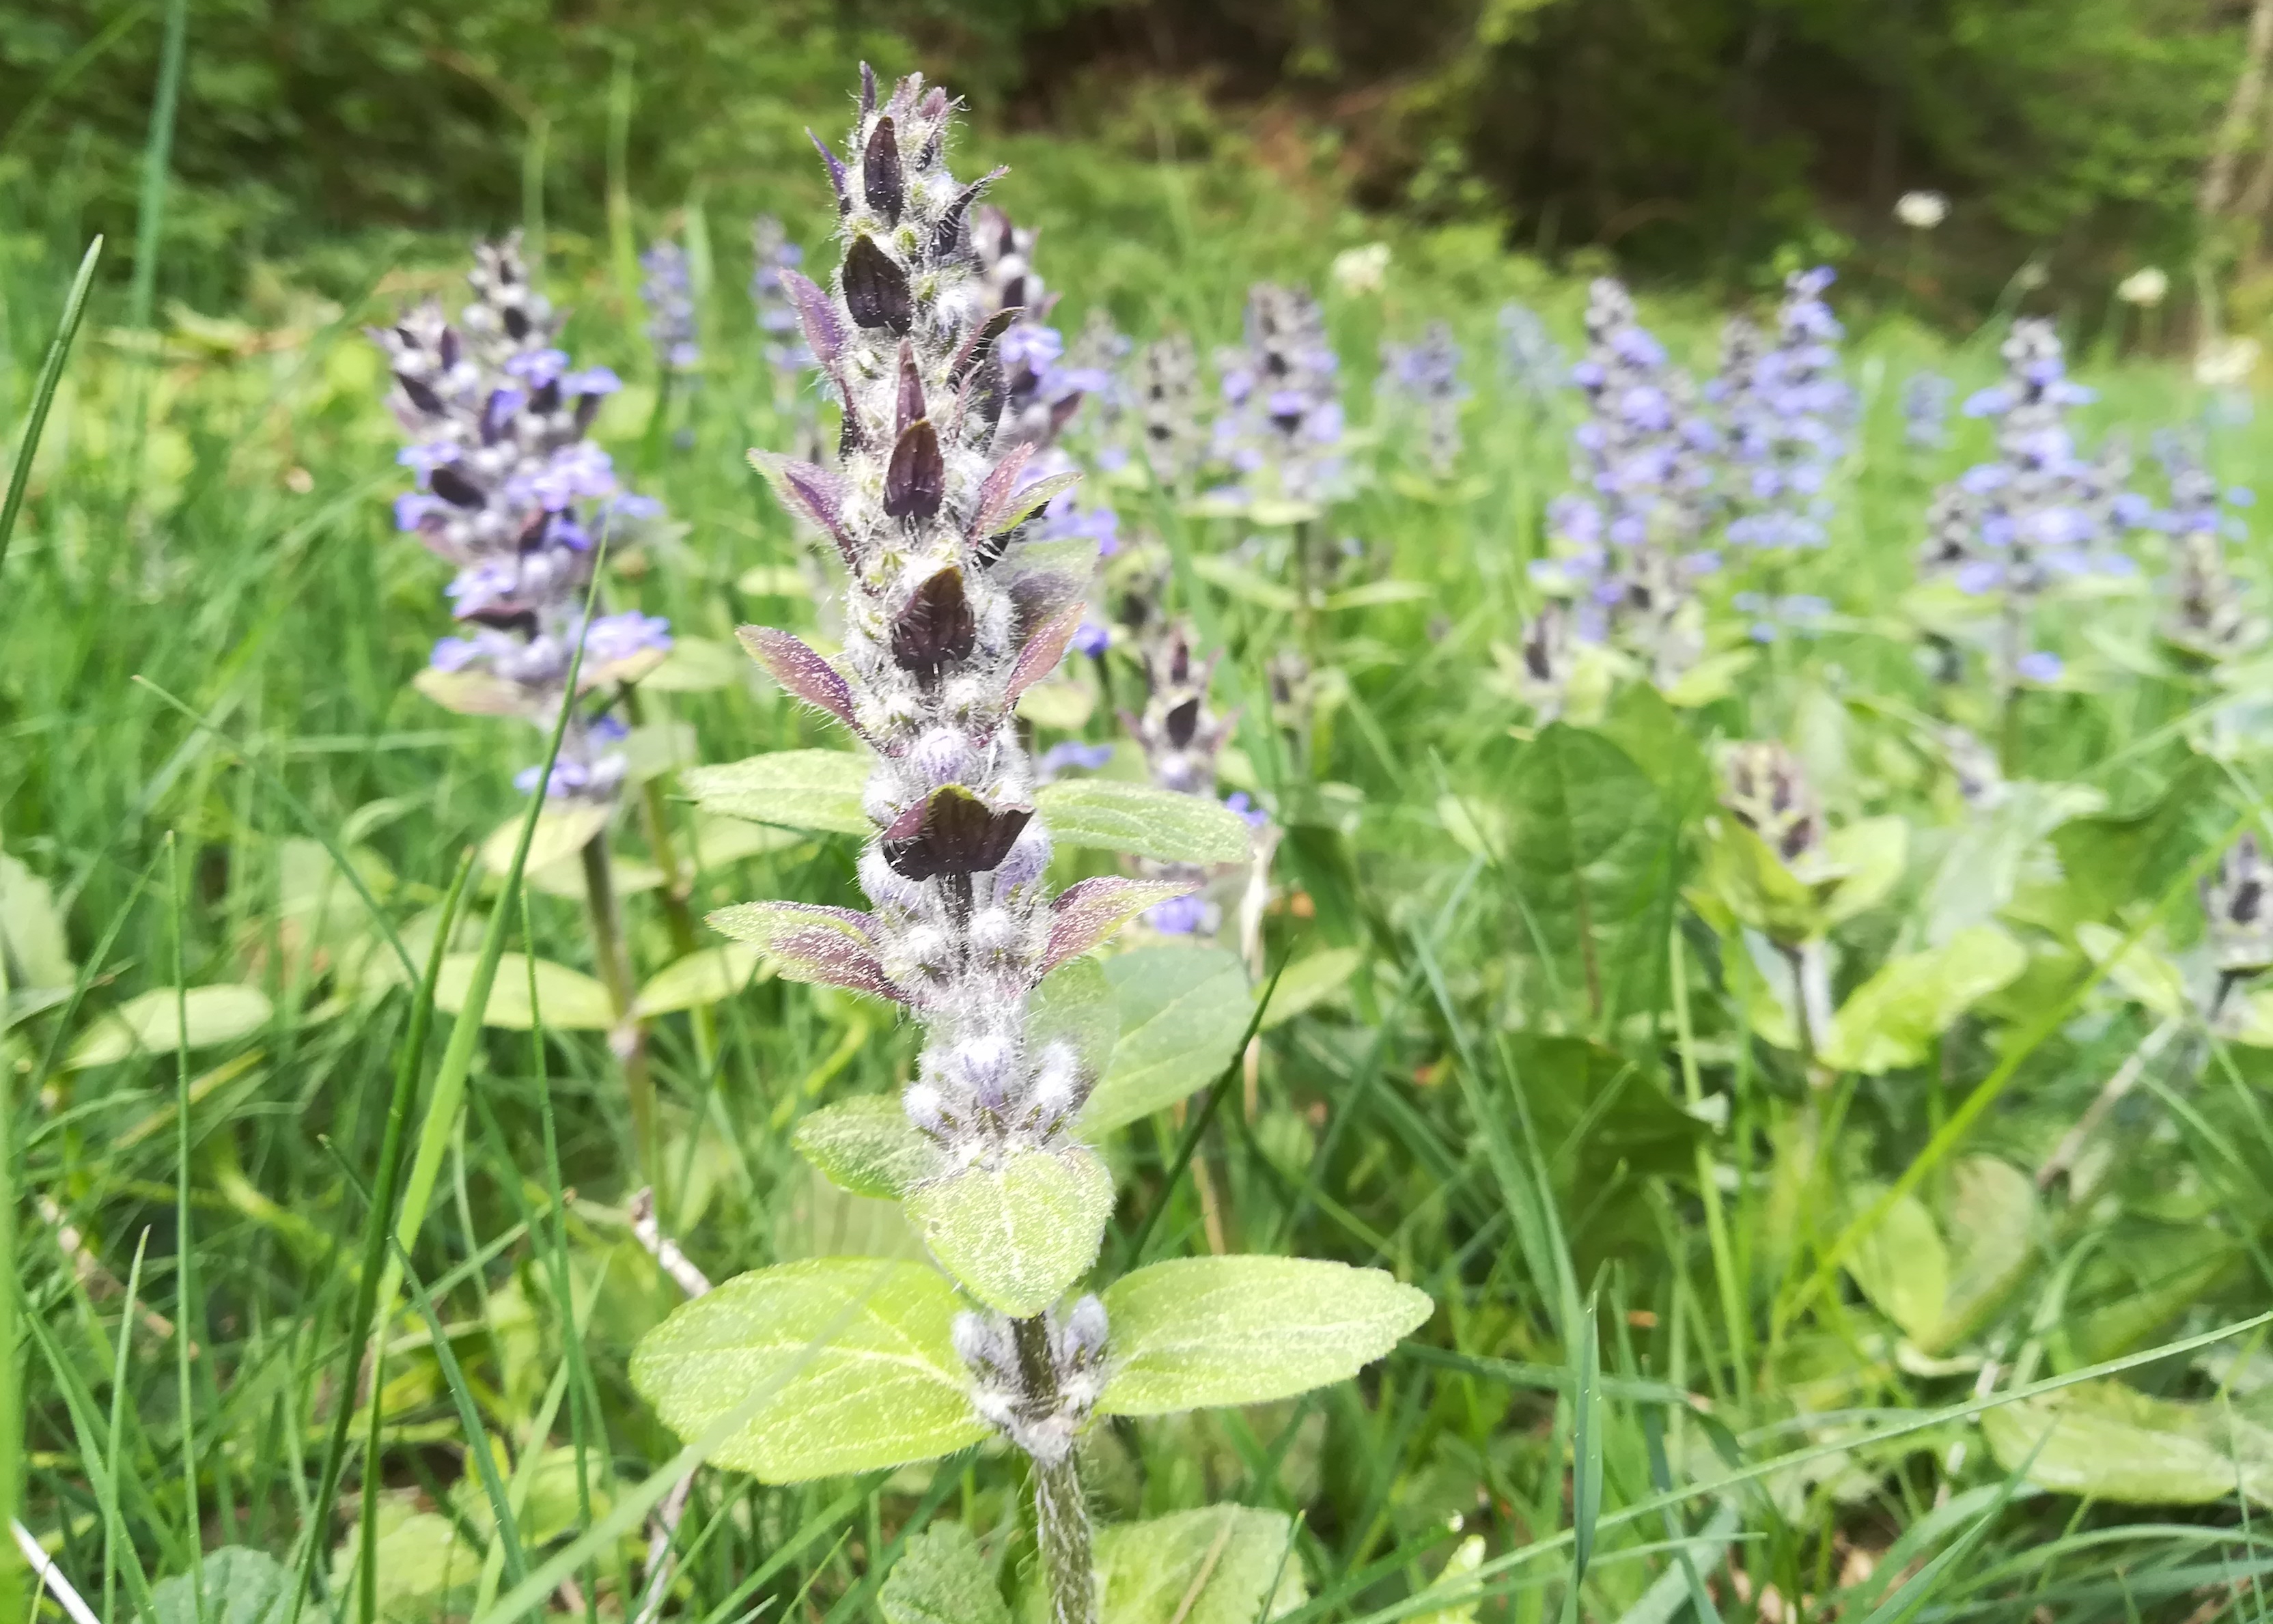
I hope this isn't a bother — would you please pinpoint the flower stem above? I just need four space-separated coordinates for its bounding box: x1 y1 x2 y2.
1012 1316 1096 1624
581 834 659 1201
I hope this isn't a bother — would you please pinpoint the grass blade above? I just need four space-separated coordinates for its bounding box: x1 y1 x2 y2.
0 236 102 579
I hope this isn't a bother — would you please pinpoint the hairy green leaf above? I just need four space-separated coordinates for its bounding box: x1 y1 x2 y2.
1019 1505 1307 1624
1033 779 1253 865
793 1095 941 1200
906 1147 1114 1315
1082 947 1251 1133
685 748 872 835
432 952 616 1031
882 1522 1010 1624
629 1259 987 1483
1097 1256 1432 1416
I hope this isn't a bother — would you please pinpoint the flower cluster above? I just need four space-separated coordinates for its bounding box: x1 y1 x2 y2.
374 232 669 801
1916 318 2142 686
736 68 1171 1173
1212 283 1346 507
1722 740 1822 865
1118 622 1257 936
639 239 701 376
1380 322 1469 479
954 1297 1108 1465
751 216 815 379
1131 331 1205 489
2205 835 2273 977
1713 267 1850 551
1526 279 1714 690
2153 436 2264 662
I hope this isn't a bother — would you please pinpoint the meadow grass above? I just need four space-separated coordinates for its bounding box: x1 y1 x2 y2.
5 103 2273 1624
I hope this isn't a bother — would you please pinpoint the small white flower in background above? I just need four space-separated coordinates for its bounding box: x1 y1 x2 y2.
2197 335 2262 389
2117 266 2170 308
2012 259 2049 292
1330 242 1391 297
1894 191 1948 230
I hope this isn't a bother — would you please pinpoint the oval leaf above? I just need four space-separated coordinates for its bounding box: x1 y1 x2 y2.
906 1147 1114 1315
152 1545 290 1624
633 942 775 1017
1981 1380 2273 1507
883 1524 1012 1624
1033 779 1253 866
1822 925 2025 1074
432 953 616 1031
479 802 613 880
794 1095 943 1199
1019 1507 1307 1624
1045 877 1193 972
1259 947 1363 1031
68 984 274 1069
708 900 900 1001
1097 1256 1432 1416
1082 948 1251 1133
685 750 872 836
630 1259 988 1483
643 634 747 692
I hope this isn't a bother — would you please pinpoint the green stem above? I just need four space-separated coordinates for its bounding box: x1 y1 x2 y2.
0 236 102 580
1013 1317 1095 1624
1669 927 1748 1386
0 892 20 1616
581 835 660 1202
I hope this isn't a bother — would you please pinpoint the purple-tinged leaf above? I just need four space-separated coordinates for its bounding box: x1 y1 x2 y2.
859 62 878 118
891 568 975 681
748 451 856 565
986 470 1081 538
707 900 903 1003
1044 878 1196 972
947 298 1019 388
882 787 1034 882
966 444 1037 540
930 168 1008 266
736 626 858 729
843 238 914 335
896 343 926 436
778 268 846 367
883 420 946 521
863 116 904 225
806 128 851 216
1005 602 1085 702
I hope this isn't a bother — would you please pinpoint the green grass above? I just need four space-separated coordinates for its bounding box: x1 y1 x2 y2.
5 108 2273 1624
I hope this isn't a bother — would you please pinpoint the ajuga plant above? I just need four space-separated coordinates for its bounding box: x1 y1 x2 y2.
1904 369 1954 451
639 237 701 378
1211 282 1346 515
1380 322 1469 481
2153 434 2265 669
1712 266 1850 555
629 68 1431 1624
374 233 675 1161
1914 318 2143 723
1117 622 1263 940
750 215 822 453
1128 330 1205 493
1524 279 1716 705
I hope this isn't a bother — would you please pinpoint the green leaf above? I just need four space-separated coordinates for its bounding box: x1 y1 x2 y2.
1918 780 2106 943
1096 1256 1432 1416
1033 779 1253 865
906 1147 1115 1315
629 1259 988 1483
2076 922 2190 1020
1405 1537 1485 1624
882 1523 1011 1624
1505 724 1681 1022
1938 1155 2037 1346
1980 1379 2273 1506
1821 924 2026 1074
1030 954 1117 1082
1822 816 1910 926
1505 1033 1702 1196
1322 578 1431 611
1027 1506 1307 1624
632 942 774 1016
1699 819 1830 946
643 633 747 692
1190 552 1302 611
152 1546 290 1624
68 984 273 1069
432 953 616 1031
793 1095 943 1200
1082 948 1251 1133
327 1511 473 1622
0 850 74 990
1843 1185 1948 1343
1572 1296 1603 1583
478 802 613 879
1259 947 1362 1030
685 749 872 835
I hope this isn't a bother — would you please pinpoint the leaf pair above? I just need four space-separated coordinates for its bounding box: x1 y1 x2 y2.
629 1255 1432 1483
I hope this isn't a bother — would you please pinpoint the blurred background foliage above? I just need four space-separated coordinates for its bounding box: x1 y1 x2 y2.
0 0 2259 313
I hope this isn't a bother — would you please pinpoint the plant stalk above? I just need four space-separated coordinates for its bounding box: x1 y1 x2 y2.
1012 1316 1095 1624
